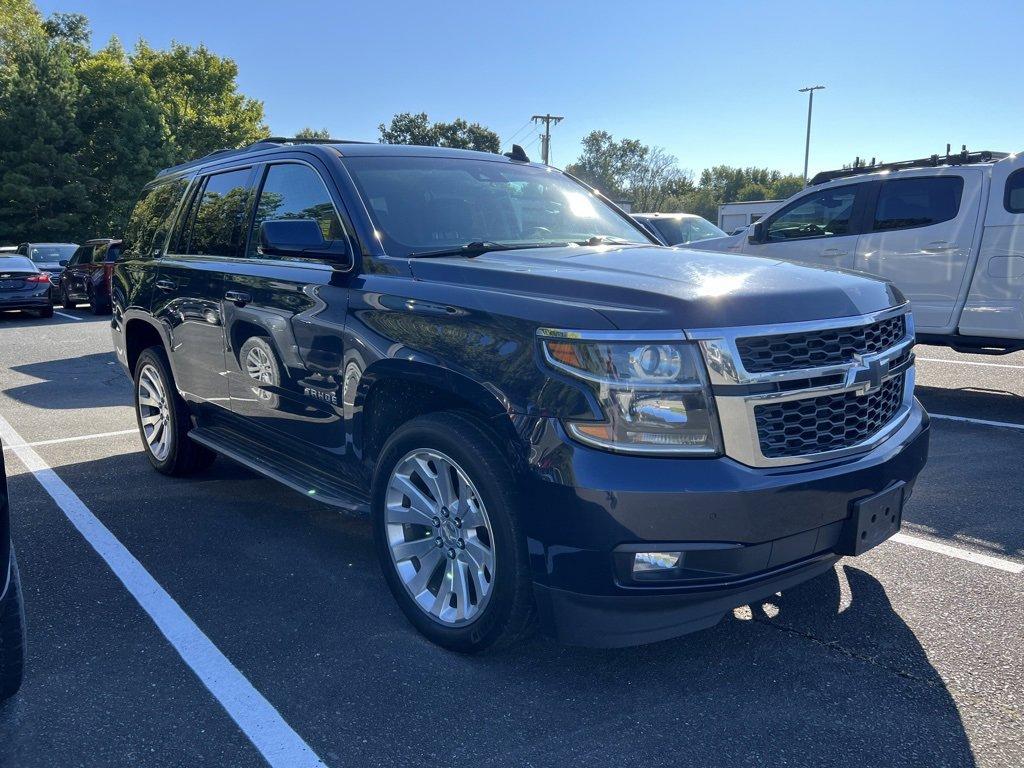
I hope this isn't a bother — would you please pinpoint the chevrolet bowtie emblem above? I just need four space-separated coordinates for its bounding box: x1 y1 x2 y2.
848 353 889 395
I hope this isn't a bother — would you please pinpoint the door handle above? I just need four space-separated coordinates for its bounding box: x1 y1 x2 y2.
821 248 848 257
225 290 251 306
155 279 177 292
922 241 956 253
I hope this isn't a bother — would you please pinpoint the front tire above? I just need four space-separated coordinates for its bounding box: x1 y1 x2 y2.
372 412 535 653
133 347 216 476
0 551 26 701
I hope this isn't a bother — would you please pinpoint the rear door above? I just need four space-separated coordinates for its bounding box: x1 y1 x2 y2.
742 183 866 270
153 166 255 414
855 171 981 331
63 245 95 299
223 158 354 455
959 155 1024 340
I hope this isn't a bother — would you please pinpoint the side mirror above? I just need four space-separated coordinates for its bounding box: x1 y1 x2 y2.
259 219 350 264
748 221 766 244
59 259 69 267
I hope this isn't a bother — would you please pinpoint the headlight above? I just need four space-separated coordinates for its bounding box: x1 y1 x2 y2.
538 330 721 455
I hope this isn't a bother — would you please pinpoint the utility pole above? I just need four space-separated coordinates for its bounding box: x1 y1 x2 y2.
798 85 825 186
531 114 564 165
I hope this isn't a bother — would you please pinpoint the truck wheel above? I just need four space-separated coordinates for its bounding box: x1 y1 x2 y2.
0 550 26 701
61 287 76 310
238 337 281 408
88 286 105 315
133 347 216 476
372 412 535 653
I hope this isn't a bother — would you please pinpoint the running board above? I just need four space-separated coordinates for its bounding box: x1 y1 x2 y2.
188 426 370 513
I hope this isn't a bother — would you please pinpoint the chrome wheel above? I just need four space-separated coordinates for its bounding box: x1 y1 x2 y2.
137 363 171 461
385 449 496 626
245 344 275 400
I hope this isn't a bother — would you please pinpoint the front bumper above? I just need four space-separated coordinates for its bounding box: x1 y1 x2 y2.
519 400 930 647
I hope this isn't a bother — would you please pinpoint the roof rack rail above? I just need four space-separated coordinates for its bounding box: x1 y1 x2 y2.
156 136 372 178
809 145 1010 186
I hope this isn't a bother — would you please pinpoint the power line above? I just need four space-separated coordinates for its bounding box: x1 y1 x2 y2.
504 118 534 145
531 114 563 165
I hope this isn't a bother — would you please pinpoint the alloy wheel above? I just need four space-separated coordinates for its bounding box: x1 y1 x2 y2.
137 364 172 461
385 449 496 626
244 345 275 401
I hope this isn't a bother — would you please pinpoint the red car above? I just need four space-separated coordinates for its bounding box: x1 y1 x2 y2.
56 238 122 315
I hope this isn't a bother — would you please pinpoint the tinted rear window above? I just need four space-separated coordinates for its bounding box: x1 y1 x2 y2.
873 177 963 231
1005 169 1024 213
123 178 190 258
0 256 37 272
183 169 252 257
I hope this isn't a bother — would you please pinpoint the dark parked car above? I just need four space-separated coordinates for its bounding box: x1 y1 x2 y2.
632 212 728 246
16 242 78 291
0 439 27 700
0 255 54 318
112 139 930 652
57 238 122 314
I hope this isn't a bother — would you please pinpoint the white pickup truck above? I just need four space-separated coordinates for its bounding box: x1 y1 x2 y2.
687 150 1024 353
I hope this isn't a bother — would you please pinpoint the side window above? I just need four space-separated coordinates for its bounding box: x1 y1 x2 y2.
767 185 858 241
184 169 253 257
68 246 89 266
123 178 190 258
1005 169 1024 214
248 163 345 257
16 245 27 256
873 177 964 231
91 245 107 264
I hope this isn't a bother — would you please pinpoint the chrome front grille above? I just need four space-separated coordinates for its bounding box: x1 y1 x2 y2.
689 305 916 468
754 373 906 458
736 315 906 373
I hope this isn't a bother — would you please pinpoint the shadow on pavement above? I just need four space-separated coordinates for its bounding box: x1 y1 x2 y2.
915 383 1022 424
4 353 129 410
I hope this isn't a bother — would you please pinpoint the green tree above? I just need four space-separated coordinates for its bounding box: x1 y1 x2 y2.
294 126 331 139
565 130 691 211
378 112 500 153
76 38 171 236
0 29 91 241
131 41 269 163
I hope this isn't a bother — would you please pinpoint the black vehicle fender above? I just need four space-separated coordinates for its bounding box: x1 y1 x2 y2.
350 357 522 466
118 310 175 380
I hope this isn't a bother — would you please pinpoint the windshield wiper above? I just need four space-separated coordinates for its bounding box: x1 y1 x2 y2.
408 241 510 259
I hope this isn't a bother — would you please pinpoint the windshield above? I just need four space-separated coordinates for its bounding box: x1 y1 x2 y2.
29 244 77 263
649 216 726 245
342 156 652 258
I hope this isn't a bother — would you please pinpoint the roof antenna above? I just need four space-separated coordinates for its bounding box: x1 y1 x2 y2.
504 144 531 163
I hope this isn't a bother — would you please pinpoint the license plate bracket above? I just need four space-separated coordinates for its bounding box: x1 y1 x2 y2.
839 482 905 556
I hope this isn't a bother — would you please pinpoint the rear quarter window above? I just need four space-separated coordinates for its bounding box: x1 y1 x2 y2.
872 176 964 231
123 177 190 258
1005 169 1024 214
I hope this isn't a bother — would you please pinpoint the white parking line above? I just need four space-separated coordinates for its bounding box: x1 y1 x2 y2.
2 428 137 451
918 356 1024 370
0 413 327 768
892 532 1023 574
930 413 1024 431
54 311 82 321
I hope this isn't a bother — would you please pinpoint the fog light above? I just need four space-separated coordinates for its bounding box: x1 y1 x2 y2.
633 551 682 573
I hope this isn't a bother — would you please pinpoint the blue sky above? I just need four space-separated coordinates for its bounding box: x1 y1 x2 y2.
37 0 1024 178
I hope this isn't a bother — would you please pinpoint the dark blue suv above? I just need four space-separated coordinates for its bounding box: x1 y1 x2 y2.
112 138 930 651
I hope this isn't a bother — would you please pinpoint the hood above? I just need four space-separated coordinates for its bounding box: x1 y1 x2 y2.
407 245 905 330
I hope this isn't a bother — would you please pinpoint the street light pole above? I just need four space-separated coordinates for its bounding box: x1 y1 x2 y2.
798 85 825 186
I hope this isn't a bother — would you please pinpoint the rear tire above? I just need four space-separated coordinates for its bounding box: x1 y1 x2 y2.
133 347 216 476
0 551 26 701
88 286 104 315
372 412 535 653
61 286 76 310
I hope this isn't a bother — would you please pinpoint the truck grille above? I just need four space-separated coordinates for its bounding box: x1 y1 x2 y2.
754 374 906 459
736 315 907 373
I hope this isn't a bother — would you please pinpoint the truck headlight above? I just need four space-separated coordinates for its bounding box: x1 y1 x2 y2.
539 330 722 455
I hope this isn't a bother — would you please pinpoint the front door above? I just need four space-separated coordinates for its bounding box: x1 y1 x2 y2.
855 172 982 332
224 160 353 455
152 166 255 415
743 183 865 271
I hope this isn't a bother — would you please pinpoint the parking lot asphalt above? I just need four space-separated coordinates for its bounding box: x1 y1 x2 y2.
0 309 1021 768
